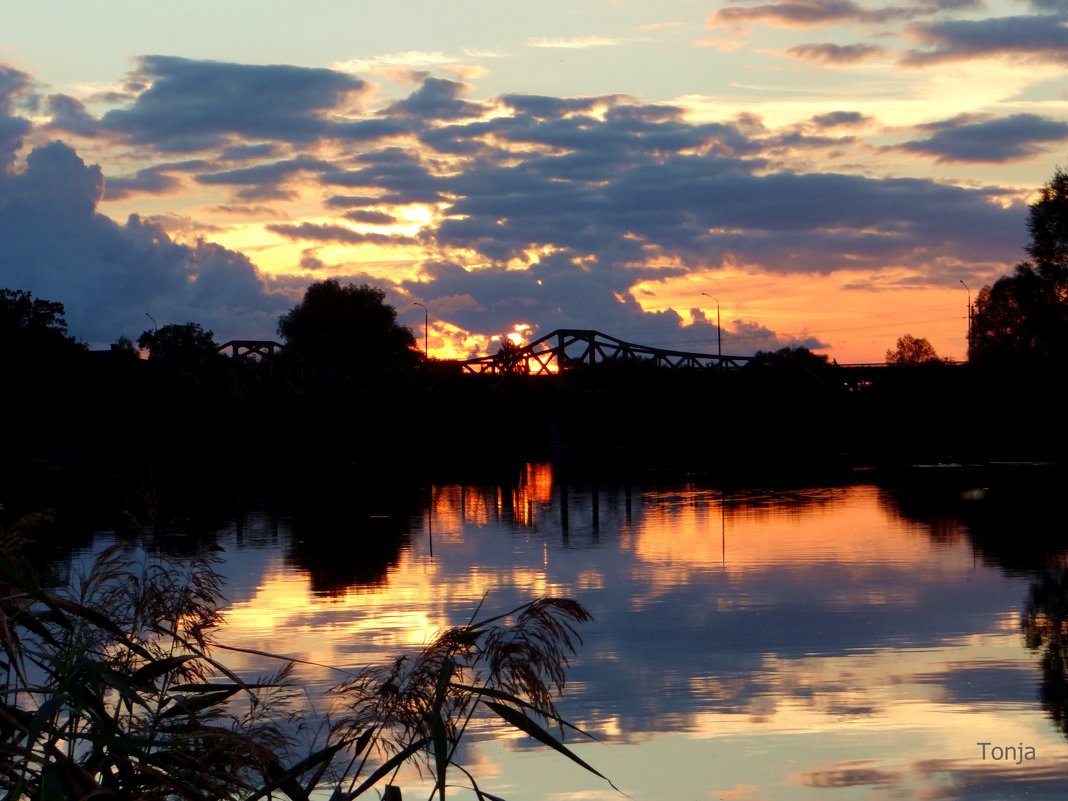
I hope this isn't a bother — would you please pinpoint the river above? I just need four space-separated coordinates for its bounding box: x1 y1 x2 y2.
81 463 1068 800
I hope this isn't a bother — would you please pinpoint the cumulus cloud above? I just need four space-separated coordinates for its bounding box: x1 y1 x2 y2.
0 139 288 344
899 113 1068 162
44 94 102 137
101 56 367 151
385 77 484 120
0 65 32 172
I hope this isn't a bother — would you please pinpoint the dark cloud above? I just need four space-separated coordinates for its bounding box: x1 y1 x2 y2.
431 107 758 161
330 117 416 143
385 77 484 120
809 111 871 128
903 14 1068 65
195 156 333 187
212 203 282 216
219 143 282 161
267 222 416 246
1029 0 1068 11
424 124 1022 281
786 42 886 63
324 148 445 203
0 139 288 344
499 93 622 118
324 194 385 208
101 56 366 151
709 0 909 29
344 209 397 224
104 165 184 200
0 64 31 172
299 250 326 271
44 94 101 137
193 156 334 203
899 113 1068 162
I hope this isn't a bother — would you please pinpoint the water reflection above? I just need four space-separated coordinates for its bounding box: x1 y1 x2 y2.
1023 569 1068 740
130 464 1068 799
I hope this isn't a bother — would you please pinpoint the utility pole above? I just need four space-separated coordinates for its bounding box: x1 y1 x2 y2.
701 293 721 365
413 302 428 359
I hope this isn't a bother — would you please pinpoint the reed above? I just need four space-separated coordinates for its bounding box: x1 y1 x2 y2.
0 514 614 800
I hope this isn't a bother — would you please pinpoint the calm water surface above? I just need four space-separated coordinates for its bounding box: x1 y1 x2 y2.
128 465 1068 800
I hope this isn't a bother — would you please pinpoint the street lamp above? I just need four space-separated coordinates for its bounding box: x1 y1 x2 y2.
960 280 971 357
413 302 428 359
144 312 158 333
701 293 721 364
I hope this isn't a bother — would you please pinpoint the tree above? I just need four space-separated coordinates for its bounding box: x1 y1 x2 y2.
277 280 419 371
137 322 220 366
747 345 831 371
0 288 82 357
885 334 945 365
971 166 1068 362
495 338 529 374
1026 166 1068 283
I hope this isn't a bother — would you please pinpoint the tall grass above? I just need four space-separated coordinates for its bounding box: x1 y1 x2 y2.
0 514 614 800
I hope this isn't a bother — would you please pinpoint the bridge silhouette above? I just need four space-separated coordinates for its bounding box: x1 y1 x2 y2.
214 330 914 397
458 329 753 374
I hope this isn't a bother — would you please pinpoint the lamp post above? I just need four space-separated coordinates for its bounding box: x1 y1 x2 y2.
413 302 428 359
144 312 157 333
960 280 971 358
701 293 721 364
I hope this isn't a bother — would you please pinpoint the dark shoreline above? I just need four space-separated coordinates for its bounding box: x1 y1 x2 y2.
7 352 1064 505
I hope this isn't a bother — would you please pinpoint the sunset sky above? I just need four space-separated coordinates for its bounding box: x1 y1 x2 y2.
3 0 1067 362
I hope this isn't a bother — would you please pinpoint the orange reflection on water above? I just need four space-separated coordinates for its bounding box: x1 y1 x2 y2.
430 463 555 530
511 462 554 526
221 552 448 682
632 485 973 577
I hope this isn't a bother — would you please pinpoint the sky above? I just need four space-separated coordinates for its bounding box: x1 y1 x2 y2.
2 0 1067 362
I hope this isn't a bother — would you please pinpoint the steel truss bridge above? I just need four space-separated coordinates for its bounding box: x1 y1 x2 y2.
460 329 751 375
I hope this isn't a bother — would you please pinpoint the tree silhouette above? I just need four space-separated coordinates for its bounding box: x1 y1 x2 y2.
495 338 529 374
885 334 944 364
972 166 1068 362
0 288 82 358
137 322 220 367
747 345 831 371
1022 569 1068 739
277 280 419 372
1026 166 1068 282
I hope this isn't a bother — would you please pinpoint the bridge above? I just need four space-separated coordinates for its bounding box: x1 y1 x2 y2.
214 332 928 392
459 329 752 375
